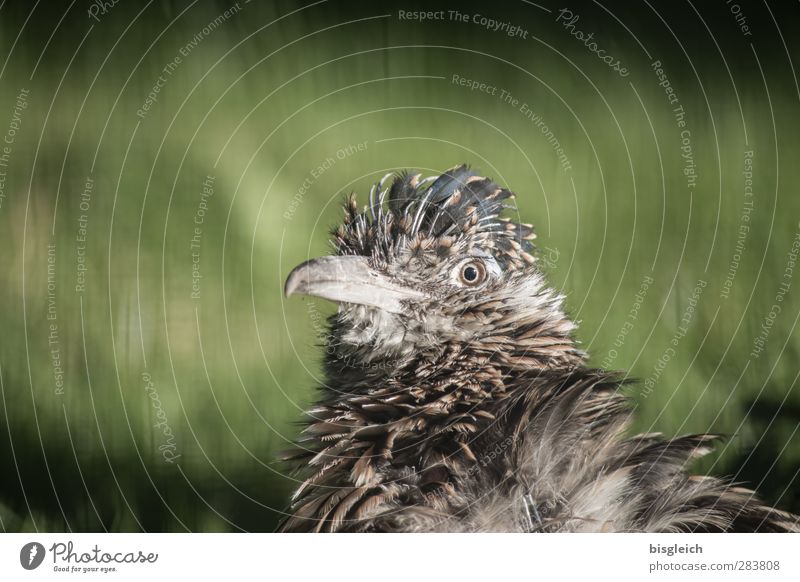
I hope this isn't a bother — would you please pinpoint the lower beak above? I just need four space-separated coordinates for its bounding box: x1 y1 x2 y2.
284 255 424 314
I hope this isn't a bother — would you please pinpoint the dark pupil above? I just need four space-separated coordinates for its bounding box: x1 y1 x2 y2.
463 265 478 282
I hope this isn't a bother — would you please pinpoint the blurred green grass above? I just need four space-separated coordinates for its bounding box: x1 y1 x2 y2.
0 1 798 531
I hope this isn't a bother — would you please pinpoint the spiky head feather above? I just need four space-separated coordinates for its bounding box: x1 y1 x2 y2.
334 165 536 271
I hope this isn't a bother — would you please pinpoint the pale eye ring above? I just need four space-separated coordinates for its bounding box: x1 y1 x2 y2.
457 260 487 286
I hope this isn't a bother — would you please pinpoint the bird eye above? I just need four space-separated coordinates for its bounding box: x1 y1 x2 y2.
457 260 486 286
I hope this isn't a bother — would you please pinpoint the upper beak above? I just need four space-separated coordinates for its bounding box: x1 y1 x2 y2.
284 255 424 314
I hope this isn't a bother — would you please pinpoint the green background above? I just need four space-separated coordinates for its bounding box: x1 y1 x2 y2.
0 0 798 531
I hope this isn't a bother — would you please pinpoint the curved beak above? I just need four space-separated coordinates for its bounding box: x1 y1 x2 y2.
284 255 424 314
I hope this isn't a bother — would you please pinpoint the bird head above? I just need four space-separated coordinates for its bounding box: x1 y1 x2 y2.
285 165 581 376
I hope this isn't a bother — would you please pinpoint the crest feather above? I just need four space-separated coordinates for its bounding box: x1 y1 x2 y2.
335 164 536 271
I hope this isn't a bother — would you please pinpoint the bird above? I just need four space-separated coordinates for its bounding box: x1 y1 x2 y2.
280 164 799 532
